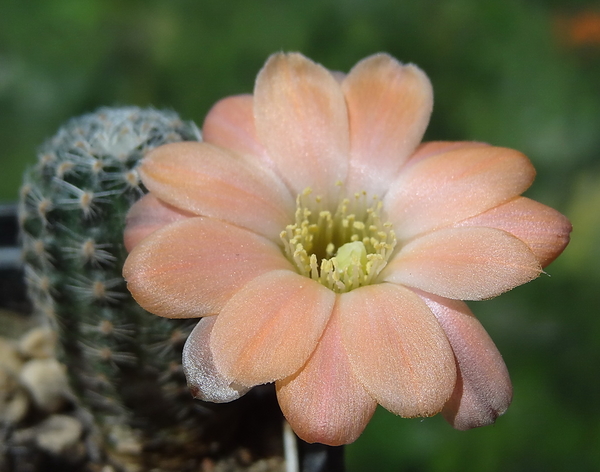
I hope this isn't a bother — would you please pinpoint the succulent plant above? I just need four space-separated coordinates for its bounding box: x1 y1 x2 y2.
17 107 210 466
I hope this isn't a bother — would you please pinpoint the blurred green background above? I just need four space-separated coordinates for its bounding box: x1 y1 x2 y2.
2 0 599 470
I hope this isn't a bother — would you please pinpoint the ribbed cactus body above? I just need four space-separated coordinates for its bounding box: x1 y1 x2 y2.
18 107 207 464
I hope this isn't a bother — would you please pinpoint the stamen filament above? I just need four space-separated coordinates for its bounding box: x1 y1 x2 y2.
280 187 397 293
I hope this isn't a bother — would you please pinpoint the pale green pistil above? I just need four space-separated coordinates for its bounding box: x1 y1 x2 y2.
280 188 397 293
336 241 367 275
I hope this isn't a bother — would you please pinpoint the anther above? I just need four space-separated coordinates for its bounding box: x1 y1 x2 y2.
281 187 396 293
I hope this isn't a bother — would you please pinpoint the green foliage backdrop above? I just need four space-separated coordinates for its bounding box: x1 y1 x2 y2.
2 0 599 470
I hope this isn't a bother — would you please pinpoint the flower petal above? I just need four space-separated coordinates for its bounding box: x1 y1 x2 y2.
123 217 294 318
276 307 376 445
457 197 572 267
416 291 512 430
210 270 335 387
139 141 295 240
342 54 433 195
253 52 349 205
182 317 250 403
124 194 193 252
339 283 456 417
202 94 271 165
382 226 542 300
408 141 491 166
384 146 536 241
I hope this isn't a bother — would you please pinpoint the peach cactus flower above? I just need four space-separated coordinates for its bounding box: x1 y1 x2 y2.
123 52 571 445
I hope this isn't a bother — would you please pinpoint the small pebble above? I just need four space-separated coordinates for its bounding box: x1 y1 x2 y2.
35 414 83 455
0 337 23 374
19 358 70 413
107 424 143 455
18 326 57 359
0 366 29 424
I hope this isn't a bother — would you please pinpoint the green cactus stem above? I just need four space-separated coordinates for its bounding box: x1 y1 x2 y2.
18 108 204 466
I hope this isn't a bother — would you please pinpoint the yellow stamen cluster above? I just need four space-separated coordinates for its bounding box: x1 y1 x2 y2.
281 188 396 293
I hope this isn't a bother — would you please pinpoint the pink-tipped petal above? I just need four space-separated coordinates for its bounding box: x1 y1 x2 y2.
339 283 456 418
384 146 536 241
182 317 250 403
383 226 542 301
457 197 572 267
210 270 335 387
202 94 271 165
124 194 193 252
140 141 294 240
342 54 433 195
416 291 512 430
407 141 491 166
123 217 293 318
253 53 349 204
276 307 377 445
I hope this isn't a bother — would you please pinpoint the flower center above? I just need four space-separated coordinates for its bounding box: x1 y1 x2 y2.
280 187 397 293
